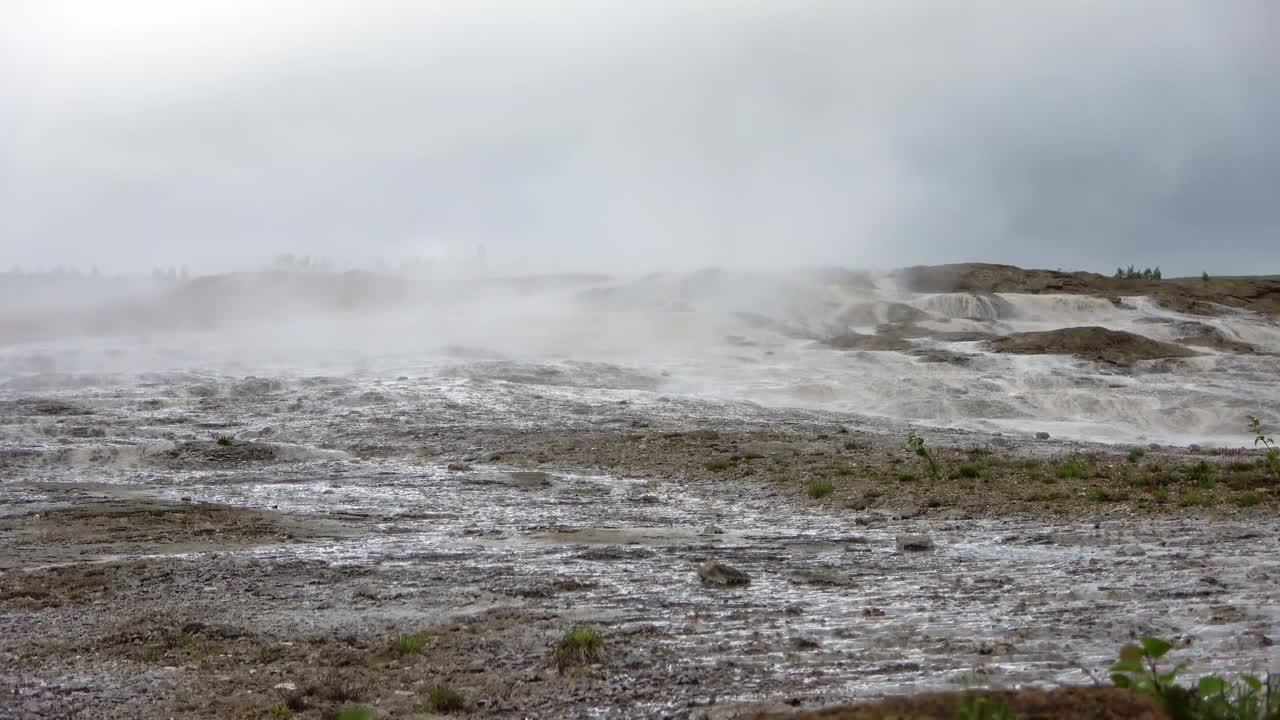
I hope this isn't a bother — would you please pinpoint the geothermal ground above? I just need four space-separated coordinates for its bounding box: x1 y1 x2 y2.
1 264 1278 719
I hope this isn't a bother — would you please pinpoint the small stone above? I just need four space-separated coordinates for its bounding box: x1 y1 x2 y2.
1188 444 1202 452
1035 431 1051 440
896 534 935 552
789 637 821 650
697 561 751 587
447 462 471 472
273 683 296 692
702 525 725 535
1116 544 1147 557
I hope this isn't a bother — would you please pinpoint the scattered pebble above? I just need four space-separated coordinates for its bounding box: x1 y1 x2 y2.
697 561 751 587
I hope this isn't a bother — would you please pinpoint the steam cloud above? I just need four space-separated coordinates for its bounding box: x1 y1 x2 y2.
2 0 1277 275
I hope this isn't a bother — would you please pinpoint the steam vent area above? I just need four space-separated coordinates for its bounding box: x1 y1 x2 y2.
2 263 1279 719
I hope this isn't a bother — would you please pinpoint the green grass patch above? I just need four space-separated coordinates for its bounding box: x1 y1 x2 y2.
555 625 604 669
1054 461 1089 479
827 461 854 476
1085 488 1125 502
704 457 735 472
420 685 465 714
1127 447 1146 463
1236 493 1262 508
392 632 427 655
807 480 834 499
336 709 372 720
896 472 917 482
1186 460 1218 488
1179 491 1216 508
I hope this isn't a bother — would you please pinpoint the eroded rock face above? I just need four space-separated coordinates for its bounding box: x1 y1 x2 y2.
1169 321 1260 354
987 326 1199 367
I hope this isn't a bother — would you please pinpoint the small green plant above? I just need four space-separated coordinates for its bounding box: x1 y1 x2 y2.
952 463 981 479
1237 493 1262 508
422 685 465 713
955 693 1017 720
1054 461 1089 479
704 457 735 472
1248 416 1280 480
1085 488 1123 502
336 708 372 720
1152 487 1170 503
215 434 234 446
555 625 604 669
392 632 427 655
1187 461 1218 488
1110 637 1186 700
906 431 938 478
1128 447 1146 463
267 703 293 718
1202 271 1211 283
827 461 854 476
896 472 917 482
807 480 834 499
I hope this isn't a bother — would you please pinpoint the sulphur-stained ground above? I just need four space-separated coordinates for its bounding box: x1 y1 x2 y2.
1 368 1278 720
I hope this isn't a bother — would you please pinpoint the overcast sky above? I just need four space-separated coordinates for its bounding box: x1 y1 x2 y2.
2 1 1277 276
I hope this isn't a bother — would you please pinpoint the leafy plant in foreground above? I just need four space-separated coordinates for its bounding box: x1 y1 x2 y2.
1247 416 1279 481
954 693 1017 720
906 431 938 478
1110 637 1279 719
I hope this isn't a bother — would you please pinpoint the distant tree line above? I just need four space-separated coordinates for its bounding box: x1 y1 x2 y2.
1114 265 1162 280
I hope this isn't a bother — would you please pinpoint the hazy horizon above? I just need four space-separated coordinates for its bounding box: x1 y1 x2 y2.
4 1 1278 277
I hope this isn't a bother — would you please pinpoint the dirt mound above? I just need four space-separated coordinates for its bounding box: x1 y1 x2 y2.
157 440 280 468
893 263 1280 318
741 687 1170 719
988 326 1199 366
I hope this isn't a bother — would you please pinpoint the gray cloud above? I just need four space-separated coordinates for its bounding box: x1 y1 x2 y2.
2 0 1277 275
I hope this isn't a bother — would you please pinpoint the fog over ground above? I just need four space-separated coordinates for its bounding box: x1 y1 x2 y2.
2 1 1277 276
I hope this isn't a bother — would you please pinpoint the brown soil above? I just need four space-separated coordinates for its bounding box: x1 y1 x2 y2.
987 326 1199 366
0 498 355 570
892 263 1280 318
483 429 1279 519
742 686 1171 719
823 333 913 351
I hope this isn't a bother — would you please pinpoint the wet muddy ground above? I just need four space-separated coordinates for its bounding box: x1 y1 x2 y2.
1 369 1278 719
